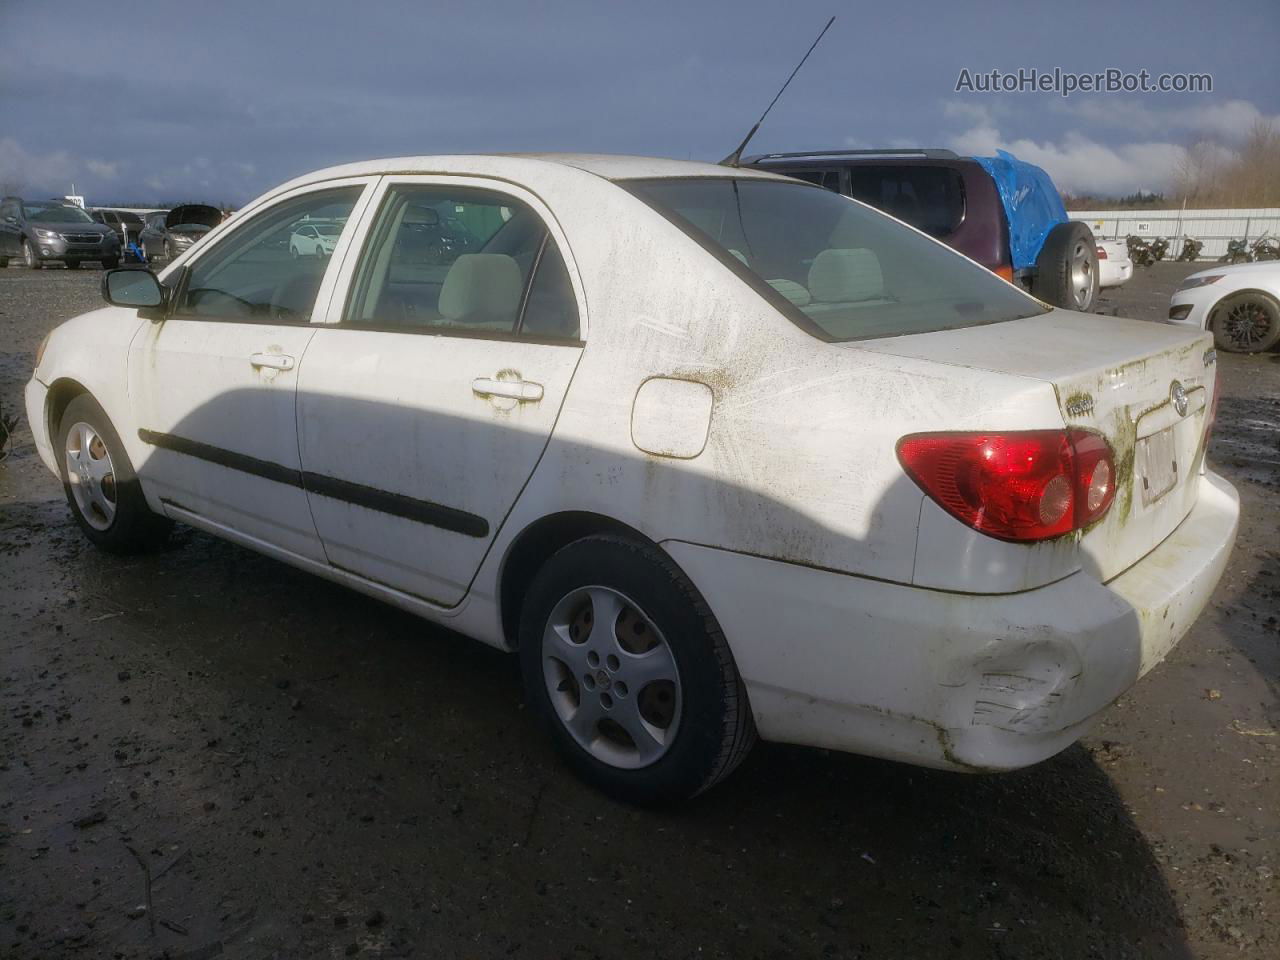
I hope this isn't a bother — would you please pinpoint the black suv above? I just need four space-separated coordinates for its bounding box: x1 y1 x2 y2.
0 197 121 269
744 149 1098 312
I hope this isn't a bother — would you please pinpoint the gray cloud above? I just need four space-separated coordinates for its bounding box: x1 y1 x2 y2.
3 0 1276 203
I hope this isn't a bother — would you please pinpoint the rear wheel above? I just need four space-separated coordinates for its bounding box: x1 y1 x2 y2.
1211 292 1280 353
519 535 755 804
56 394 171 553
1031 222 1099 311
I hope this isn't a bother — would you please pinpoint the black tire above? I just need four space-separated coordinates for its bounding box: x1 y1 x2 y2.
55 394 172 553
101 257 119 270
22 240 41 269
1211 292 1280 353
518 535 755 804
0 257 9 268
64 260 81 270
1031 221 1099 311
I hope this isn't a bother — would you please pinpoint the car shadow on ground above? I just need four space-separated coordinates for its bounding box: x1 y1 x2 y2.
2 472 1195 958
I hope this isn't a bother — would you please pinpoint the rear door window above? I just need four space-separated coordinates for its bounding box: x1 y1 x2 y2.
345 183 579 340
846 165 966 238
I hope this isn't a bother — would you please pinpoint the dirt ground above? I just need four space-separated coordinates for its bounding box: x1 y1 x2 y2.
1 262 1276 960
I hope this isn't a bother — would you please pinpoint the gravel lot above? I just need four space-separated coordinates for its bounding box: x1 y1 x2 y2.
1 263 1276 959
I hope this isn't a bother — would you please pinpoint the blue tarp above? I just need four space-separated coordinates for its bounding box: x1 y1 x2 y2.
972 151 1068 271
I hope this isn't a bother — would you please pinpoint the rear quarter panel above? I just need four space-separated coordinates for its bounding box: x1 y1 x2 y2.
473 179 1068 617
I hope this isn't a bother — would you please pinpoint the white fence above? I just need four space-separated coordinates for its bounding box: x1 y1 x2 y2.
1070 208 1280 261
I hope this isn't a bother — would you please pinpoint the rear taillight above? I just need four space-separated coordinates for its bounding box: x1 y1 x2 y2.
993 264 1015 283
896 429 1116 542
1096 245 1108 260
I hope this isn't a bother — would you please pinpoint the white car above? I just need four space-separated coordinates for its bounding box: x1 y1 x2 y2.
1169 260 1280 353
26 154 1239 802
1095 239 1133 289
290 222 339 257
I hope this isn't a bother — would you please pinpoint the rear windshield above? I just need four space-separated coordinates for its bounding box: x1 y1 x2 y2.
845 164 966 237
623 178 1045 342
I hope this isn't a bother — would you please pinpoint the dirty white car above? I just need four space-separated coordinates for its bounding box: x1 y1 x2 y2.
26 154 1239 802
1095 238 1133 289
1169 259 1280 353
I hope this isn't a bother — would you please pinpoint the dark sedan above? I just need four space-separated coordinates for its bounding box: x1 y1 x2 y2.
137 204 223 262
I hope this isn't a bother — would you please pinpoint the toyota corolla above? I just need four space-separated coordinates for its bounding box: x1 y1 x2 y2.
26 154 1239 802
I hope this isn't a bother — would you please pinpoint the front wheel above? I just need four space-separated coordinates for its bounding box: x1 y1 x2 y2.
1031 221 1099 311
64 260 81 270
22 240 41 269
1212 292 1280 353
519 535 755 804
57 394 172 553
101 257 119 269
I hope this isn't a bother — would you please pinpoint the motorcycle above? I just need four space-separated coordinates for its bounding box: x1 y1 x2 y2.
1176 238 1204 262
1150 237 1170 261
1250 235 1280 261
1219 239 1252 264
1126 235 1155 267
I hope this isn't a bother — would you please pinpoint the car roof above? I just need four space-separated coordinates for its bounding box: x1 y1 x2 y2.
276 153 789 193
744 149 964 165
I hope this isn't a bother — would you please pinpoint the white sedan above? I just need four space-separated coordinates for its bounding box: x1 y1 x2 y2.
1169 260 1280 353
1096 239 1133 289
26 154 1238 802
289 222 339 257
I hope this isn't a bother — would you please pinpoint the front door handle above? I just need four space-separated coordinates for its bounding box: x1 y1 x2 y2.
472 377 543 402
250 352 295 371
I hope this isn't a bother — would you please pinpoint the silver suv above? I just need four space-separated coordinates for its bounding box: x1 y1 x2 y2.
0 197 121 270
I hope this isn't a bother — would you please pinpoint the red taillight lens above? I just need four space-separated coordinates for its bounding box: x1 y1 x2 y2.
896 429 1116 542
1096 245 1109 260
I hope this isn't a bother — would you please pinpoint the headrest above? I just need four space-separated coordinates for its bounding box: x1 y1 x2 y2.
807 248 884 303
439 254 523 324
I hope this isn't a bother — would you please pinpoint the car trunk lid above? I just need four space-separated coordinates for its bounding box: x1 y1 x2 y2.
854 309 1217 581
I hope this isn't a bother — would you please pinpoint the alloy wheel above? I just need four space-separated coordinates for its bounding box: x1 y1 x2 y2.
541 585 682 769
64 421 117 531
1222 299 1275 350
1070 240 1094 308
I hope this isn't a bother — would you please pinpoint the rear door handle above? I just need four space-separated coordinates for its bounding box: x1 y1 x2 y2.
250 353 295 371
472 377 543 402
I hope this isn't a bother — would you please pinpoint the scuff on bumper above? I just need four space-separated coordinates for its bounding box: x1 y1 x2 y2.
664 470 1239 772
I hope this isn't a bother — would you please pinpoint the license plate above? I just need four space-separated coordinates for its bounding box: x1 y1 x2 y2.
1137 427 1178 505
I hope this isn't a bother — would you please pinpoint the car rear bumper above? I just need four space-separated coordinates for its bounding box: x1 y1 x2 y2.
664 470 1239 772
1099 260 1133 288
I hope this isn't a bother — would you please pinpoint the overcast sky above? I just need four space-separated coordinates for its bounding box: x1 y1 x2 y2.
3 0 1277 205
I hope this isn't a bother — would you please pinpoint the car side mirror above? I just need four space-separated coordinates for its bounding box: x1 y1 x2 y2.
102 268 167 312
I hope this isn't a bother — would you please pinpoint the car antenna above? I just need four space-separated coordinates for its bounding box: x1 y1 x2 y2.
720 15 835 168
